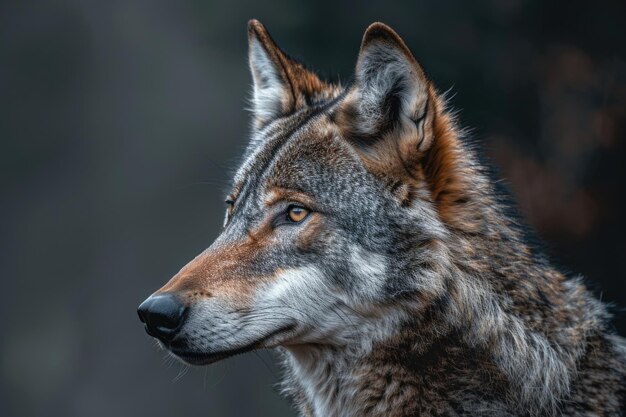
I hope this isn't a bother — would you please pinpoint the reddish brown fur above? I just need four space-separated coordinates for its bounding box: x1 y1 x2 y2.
156 224 279 303
422 91 476 231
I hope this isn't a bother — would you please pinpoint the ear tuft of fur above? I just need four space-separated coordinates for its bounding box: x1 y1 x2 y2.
247 20 292 126
247 20 331 130
339 22 432 151
336 22 434 178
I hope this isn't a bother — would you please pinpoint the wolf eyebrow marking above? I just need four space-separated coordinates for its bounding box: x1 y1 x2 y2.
263 187 318 209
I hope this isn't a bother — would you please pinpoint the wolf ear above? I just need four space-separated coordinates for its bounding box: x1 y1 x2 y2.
338 23 436 167
339 24 474 229
248 20 327 129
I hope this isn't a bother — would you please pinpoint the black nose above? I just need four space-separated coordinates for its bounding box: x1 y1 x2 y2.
137 294 187 342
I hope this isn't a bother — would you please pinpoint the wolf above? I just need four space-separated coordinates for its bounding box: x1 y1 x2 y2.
137 20 626 416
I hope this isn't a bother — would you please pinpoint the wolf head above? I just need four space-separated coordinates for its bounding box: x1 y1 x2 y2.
138 20 480 366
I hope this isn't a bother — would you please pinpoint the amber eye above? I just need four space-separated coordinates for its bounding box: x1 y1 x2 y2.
287 206 310 223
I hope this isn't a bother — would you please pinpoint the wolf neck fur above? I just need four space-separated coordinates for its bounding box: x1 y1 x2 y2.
279 189 606 417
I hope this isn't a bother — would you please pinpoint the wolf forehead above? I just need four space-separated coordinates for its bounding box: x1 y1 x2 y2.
231 110 377 207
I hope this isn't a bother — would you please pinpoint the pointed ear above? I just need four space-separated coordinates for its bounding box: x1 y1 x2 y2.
338 23 436 167
247 20 328 129
338 23 475 230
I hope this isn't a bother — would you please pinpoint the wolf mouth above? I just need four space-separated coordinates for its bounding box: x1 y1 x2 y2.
169 324 296 366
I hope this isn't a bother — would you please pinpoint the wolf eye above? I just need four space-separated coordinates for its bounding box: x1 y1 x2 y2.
287 206 310 223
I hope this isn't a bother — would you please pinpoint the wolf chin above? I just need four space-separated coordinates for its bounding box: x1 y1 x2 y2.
137 20 626 416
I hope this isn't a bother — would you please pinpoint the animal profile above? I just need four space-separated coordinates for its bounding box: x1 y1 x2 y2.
138 20 626 416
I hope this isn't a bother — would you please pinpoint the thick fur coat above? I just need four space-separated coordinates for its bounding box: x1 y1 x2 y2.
139 20 626 416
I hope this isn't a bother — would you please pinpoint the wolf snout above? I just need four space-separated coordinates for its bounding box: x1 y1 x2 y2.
137 293 187 342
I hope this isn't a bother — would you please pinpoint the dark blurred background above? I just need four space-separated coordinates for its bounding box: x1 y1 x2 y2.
1 1 624 416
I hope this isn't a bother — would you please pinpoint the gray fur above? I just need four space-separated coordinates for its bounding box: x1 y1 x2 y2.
145 21 626 417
